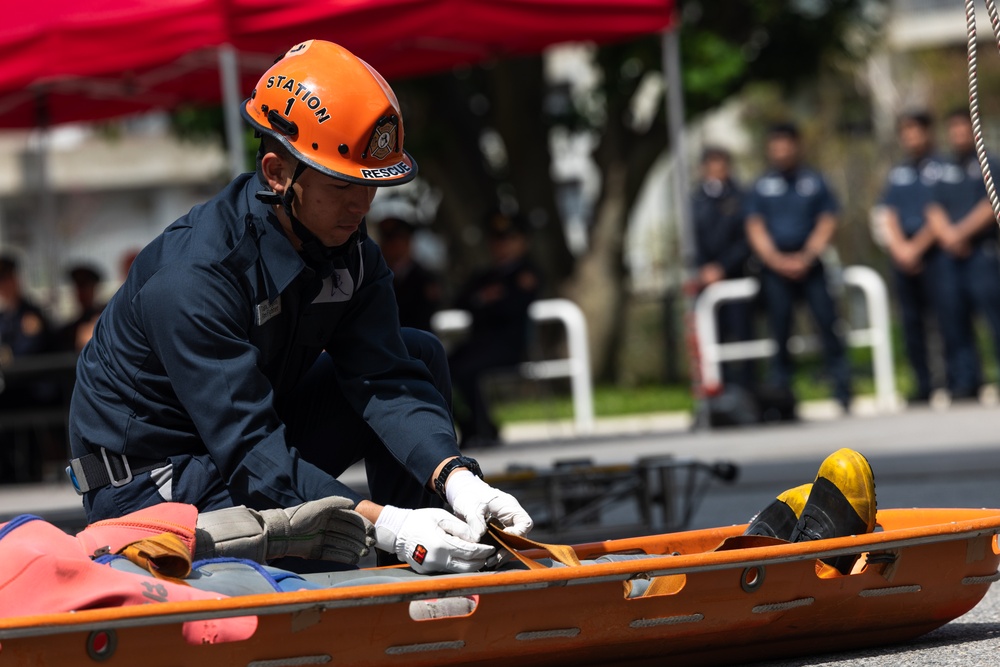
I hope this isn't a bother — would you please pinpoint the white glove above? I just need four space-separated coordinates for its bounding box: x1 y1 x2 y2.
445 470 533 540
374 505 495 574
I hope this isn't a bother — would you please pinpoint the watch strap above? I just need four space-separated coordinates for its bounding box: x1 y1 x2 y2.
434 456 483 499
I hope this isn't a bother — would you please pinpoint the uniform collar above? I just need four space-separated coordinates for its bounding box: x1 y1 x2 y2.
954 150 977 166
243 177 305 301
907 152 935 168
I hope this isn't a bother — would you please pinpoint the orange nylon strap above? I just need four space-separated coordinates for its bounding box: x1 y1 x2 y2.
119 533 193 581
486 520 581 570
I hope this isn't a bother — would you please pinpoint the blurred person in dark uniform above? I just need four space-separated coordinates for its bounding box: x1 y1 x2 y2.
690 146 754 390
377 217 442 332
745 122 851 413
0 254 56 482
925 109 1000 401
0 254 49 362
54 264 105 353
878 111 943 404
449 212 542 449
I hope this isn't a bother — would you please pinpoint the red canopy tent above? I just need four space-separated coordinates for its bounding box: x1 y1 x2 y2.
2 0 674 127
3 0 700 415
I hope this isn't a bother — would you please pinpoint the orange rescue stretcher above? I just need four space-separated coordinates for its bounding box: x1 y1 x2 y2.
1 507 998 666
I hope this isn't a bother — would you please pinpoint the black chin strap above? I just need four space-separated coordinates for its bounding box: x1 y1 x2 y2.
255 160 348 277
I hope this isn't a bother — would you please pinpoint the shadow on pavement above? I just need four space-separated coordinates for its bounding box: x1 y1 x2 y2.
759 621 1000 666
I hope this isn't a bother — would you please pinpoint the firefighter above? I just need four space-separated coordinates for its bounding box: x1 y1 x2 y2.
68 40 531 574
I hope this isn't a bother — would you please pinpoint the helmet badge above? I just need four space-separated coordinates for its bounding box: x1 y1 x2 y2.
366 115 399 161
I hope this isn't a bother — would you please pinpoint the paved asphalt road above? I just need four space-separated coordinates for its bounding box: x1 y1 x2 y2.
6 402 1000 664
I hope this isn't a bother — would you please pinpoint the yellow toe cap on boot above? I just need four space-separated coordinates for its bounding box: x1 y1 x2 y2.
776 483 813 519
815 448 876 533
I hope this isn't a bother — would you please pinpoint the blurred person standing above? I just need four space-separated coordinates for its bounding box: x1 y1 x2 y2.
0 254 49 362
449 212 542 449
745 122 851 413
376 217 442 332
0 254 56 482
877 111 943 404
54 264 105 353
925 109 1000 401
690 146 754 390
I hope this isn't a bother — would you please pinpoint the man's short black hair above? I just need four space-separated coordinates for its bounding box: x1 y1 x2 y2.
256 134 296 173
378 217 416 239
67 264 102 286
0 254 17 280
897 109 934 130
701 146 732 164
767 122 801 141
486 211 530 239
946 107 973 124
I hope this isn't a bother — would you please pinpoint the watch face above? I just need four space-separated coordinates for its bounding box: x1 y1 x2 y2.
459 457 481 476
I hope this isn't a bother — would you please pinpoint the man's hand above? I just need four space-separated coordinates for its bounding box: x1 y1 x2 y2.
889 240 924 275
194 497 375 565
445 470 533 539
258 498 375 563
937 224 971 258
374 506 495 574
767 252 810 281
699 263 726 286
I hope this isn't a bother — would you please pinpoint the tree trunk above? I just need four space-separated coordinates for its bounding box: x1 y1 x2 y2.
490 56 575 286
562 160 630 381
560 77 669 382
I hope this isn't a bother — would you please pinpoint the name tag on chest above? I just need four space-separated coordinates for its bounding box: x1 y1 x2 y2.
255 297 282 326
312 268 355 304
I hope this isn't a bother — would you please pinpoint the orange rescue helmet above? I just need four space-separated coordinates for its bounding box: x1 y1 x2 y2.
242 40 417 187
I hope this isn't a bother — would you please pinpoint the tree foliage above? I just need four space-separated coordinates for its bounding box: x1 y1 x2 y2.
681 0 886 113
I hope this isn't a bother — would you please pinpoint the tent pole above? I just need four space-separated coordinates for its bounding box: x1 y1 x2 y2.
29 94 59 308
218 44 245 179
661 27 710 429
662 28 695 276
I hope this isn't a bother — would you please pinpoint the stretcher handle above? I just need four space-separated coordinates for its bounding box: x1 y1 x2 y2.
487 519 582 570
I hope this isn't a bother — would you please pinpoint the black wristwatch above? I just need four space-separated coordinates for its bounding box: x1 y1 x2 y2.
434 456 483 499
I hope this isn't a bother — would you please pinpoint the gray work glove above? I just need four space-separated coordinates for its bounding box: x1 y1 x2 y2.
194 497 375 565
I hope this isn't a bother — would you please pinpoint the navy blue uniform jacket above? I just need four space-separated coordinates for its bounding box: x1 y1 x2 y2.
745 167 839 252
691 178 749 278
69 174 458 511
879 156 942 238
932 152 1000 244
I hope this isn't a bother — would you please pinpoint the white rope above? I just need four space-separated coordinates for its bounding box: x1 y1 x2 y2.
384 640 465 655
247 657 331 667
967 0 1000 225
962 571 1000 585
858 584 921 597
515 628 582 641
751 597 815 614
629 613 704 629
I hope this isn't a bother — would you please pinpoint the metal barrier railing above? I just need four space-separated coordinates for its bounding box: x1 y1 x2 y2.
694 265 897 411
432 298 595 433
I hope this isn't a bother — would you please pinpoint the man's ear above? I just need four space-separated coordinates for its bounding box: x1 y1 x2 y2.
260 153 289 194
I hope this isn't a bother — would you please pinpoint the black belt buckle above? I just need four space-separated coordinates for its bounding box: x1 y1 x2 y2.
101 448 133 488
